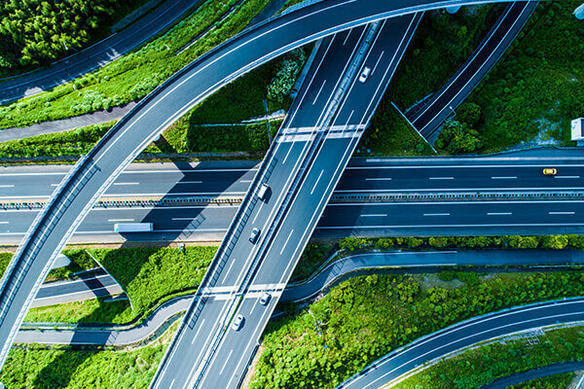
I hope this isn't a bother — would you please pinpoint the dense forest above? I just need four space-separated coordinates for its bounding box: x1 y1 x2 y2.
0 0 138 72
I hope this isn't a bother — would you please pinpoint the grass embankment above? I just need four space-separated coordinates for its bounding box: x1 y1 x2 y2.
359 4 501 156
511 373 574 389
25 246 215 324
463 1 584 152
0 0 271 130
0 321 182 389
393 326 583 389
250 270 584 388
364 2 584 155
0 45 305 160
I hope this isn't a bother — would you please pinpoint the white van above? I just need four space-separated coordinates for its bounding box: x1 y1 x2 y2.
257 183 270 201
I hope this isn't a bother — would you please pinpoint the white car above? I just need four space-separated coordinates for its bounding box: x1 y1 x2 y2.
249 227 260 244
359 66 371 83
231 314 245 331
259 292 271 306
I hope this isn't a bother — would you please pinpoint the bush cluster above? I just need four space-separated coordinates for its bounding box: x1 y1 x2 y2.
0 0 140 71
251 270 584 388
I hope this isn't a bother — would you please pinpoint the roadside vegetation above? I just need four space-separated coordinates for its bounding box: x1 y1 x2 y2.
511 374 575 389
250 270 584 388
0 0 271 129
26 246 215 324
361 4 501 156
0 0 149 75
0 328 175 388
365 2 584 155
392 326 582 389
463 1 584 152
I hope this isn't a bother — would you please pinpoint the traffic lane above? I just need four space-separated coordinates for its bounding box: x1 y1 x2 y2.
411 2 526 127
0 164 255 199
334 14 420 128
254 136 355 284
336 165 584 192
1 159 582 201
342 299 584 389
153 138 315 386
318 200 584 229
289 27 368 129
154 296 229 389
197 295 276 388
215 138 312 287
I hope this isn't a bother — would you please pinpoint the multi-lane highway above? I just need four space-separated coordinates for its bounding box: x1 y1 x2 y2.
151 14 422 387
1 150 583 244
338 298 584 389
0 0 525 372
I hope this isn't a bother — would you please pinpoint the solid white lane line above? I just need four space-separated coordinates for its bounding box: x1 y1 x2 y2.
365 177 392 181
171 217 196 221
191 319 206 345
0 185 14 188
107 218 134 222
423 213 450 217
219 350 234 376
555 176 580 179
177 181 203 184
280 229 294 255
429 177 454 180
312 80 327 105
370 50 384 76
50 184 59 187
169 379 176 389
491 176 517 180
113 182 140 186
487 212 512 216
240 180 252 183
549 211 575 215
361 214 387 217
342 29 352 45
310 170 324 195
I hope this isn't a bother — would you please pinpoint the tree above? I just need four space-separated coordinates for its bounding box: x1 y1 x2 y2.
435 120 482 154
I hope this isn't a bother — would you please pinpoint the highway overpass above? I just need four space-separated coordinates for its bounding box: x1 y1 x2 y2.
0 0 542 376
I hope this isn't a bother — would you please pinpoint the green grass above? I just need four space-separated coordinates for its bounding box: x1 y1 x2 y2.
250 270 584 388
0 342 167 388
27 246 216 324
25 298 132 325
361 5 500 155
0 0 271 130
0 122 113 160
0 252 11 276
464 1 584 152
511 373 574 389
392 326 583 389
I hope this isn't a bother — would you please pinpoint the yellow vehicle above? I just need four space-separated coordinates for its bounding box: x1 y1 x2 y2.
543 168 557 176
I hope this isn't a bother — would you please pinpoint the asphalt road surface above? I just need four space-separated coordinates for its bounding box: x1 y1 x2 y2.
153 16 422 389
407 1 539 142
0 0 544 373
0 0 203 104
338 298 584 389
1 151 584 244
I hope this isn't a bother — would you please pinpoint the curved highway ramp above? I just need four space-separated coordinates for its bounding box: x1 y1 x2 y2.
0 0 527 376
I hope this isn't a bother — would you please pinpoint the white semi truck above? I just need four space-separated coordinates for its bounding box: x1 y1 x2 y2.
113 222 153 233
